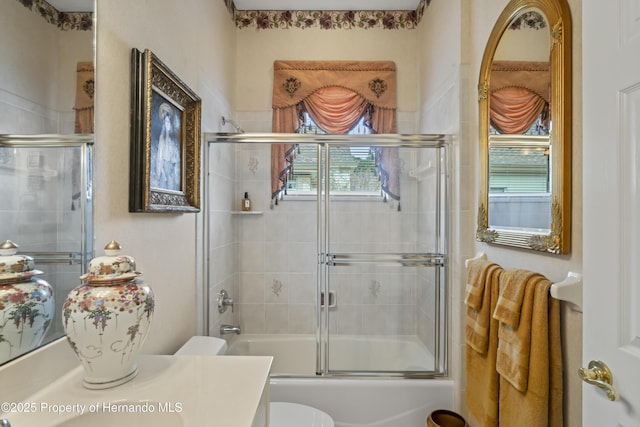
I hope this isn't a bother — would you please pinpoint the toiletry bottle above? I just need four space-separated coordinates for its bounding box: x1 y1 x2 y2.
242 192 252 211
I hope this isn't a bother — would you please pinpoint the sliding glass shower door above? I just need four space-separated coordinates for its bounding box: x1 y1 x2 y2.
319 140 448 376
205 133 449 377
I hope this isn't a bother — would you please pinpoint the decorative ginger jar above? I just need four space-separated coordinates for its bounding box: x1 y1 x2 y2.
0 240 54 364
62 240 154 389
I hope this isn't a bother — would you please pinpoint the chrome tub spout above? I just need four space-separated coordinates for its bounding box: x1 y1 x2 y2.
220 324 241 335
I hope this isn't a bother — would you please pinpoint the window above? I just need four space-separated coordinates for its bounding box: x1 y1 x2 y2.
489 121 551 194
286 113 381 196
489 144 550 193
488 103 551 193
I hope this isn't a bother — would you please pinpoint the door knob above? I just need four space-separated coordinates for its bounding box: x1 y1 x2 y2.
579 360 619 401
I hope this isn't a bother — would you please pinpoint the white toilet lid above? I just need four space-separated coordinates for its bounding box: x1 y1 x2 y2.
270 402 334 427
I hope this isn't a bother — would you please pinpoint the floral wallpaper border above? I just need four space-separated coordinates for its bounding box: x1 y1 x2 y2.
224 0 432 30
17 0 93 31
509 11 547 30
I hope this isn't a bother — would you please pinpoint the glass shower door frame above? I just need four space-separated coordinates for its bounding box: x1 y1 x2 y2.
203 133 450 378
317 138 450 378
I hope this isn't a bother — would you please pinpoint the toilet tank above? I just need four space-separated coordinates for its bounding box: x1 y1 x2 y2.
175 336 228 356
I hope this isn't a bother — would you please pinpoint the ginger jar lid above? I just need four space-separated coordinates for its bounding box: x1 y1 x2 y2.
0 240 43 284
80 240 142 284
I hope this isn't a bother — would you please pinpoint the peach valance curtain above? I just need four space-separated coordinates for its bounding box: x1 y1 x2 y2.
490 86 548 134
489 60 550 134
74 61 94 133
272 60 397 109
490 60 550 102
303 86 369 133
271 60 398 202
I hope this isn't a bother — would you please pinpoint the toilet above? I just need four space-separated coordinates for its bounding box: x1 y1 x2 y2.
176 336 335 427
175 335 228 356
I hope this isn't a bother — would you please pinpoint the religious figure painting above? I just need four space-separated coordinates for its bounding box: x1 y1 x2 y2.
150 94 182 192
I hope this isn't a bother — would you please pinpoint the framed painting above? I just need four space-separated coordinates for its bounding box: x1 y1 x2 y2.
129 48 201 213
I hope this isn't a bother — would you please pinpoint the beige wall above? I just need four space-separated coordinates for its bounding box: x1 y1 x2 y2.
95 0 237 355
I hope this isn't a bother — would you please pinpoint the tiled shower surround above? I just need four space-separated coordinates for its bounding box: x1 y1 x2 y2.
207 138 445 356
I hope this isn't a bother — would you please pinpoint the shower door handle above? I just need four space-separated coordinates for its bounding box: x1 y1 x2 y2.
320 290 336 308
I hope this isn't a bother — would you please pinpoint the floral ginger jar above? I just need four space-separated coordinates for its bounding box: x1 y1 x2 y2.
0 240 54 364
62 240 154 389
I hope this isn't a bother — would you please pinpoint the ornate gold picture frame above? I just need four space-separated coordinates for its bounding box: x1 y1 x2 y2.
129 48 201 213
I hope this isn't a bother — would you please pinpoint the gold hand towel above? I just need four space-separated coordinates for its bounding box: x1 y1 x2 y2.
498 278 563 427
466 263 501 354
495 273 546 392
494 269 541 328
465 259 498 310
465 265 502 427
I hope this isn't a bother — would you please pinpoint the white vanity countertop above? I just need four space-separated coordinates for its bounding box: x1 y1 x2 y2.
1 355 272 427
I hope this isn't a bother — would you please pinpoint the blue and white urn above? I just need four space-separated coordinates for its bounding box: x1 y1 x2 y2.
62 240 154 389
0 240 54 364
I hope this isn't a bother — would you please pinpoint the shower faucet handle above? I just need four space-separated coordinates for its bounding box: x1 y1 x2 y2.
217 289 234 313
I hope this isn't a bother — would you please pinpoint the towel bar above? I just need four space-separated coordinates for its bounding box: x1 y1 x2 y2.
464 252 487 268
550 272 582 312
465 252 583 312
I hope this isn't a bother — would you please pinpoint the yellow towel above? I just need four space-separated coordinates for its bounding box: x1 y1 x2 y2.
498 277 564 427
465 258 498 310
465 264 502 427
493 269 541 328
548 296 563 427
466 262 501 354
495 273 545 392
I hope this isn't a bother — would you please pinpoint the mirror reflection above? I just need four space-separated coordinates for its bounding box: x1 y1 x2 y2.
0 0 94 134
0 136 93 366
488 11 551 232
477 0 572 254
0 0 94 365
489 135 550 230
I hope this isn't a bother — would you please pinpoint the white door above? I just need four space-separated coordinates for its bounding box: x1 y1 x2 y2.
583 0 640 424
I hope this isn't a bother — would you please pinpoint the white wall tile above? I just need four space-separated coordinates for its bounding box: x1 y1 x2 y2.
265 303 289 333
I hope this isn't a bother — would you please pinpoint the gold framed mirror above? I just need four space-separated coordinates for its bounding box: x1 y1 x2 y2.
476 0 572 254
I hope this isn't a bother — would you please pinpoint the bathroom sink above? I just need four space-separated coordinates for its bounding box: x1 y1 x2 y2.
57 406 183 427
2 355 272 427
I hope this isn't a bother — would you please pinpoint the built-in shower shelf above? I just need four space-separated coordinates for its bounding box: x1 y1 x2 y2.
231 211 263 215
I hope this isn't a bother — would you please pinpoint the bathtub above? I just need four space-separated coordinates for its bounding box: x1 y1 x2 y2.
226 334 454 427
